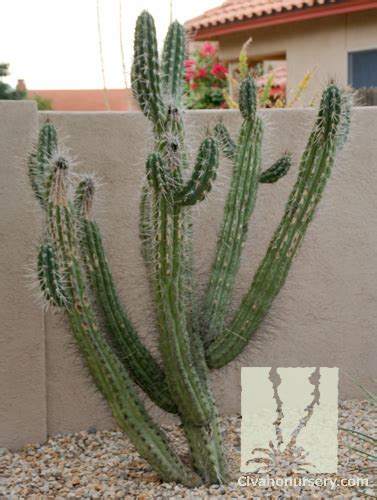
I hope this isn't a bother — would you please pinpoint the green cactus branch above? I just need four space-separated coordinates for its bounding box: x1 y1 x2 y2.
206 84 348 368
37 243 69 307
259 153 292 183
203 78 263 345
131 11 166 128
152 191 226 483
174 136 219 206
131 11 227 483
28 121 57 209
214 122 236 160
43 156 200 486
75 178 177 414
161 20 186 100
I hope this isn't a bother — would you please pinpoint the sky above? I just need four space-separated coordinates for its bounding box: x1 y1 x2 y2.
0 0 221 90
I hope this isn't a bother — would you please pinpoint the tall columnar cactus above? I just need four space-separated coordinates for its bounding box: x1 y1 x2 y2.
28 11 351 486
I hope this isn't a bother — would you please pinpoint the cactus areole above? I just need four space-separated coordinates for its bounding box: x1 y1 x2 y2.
28 11 351 487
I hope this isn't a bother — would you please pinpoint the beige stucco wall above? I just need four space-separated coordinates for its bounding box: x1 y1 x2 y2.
0 102 46 449
218 10 377 105
1 103 377 449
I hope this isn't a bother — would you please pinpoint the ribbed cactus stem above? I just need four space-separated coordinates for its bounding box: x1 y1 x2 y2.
154 196 211 424
206 84 346 368
153 190 226 483
239 77 257 121
203 78 263 344
161 20 186 100
146 152 176 196
131 11 166 128
131 10 227 478
174 136 219 206
139 184 154 268
259 153 292 183
214 122 236 160
74 175 95 216
28 121 57 209
336 90 352 149
45 159 200 486
37 243 69 307
75 178 177 414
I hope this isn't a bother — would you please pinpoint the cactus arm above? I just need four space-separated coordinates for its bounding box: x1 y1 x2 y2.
203 78 261 345
28 121 57 209
202 80 263 345
153 195 211 424
161 20 185 100
28 150 44 207
239 78 257 121
146 152 176 196
133 12 227 484
259 153 292 183
79 215 178 414
37 243 69 307
206 85 345 368
153 194 226 483
336 90 352 149
214 122 236 160
67 259 199 486
148 124 227 481
42 159 200 486
75 178 177 414
139 183 154 268
174 136 219 206
68 308 200 486
138 183 203 356
131 11 166 128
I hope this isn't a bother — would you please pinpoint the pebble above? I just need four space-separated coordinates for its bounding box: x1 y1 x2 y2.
0 400 375 498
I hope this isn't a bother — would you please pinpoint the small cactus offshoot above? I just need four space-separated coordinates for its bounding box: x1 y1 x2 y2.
28 10 351 486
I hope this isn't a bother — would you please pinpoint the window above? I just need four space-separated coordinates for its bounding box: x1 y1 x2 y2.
348 49 377 88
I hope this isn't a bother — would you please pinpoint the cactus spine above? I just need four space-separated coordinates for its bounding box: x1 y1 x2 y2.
29 10 351 486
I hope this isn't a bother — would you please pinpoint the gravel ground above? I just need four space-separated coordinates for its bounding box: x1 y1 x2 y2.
0 400 375 499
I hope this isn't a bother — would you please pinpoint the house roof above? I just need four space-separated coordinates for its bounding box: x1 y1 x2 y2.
28 88 138 111
186 0 377 39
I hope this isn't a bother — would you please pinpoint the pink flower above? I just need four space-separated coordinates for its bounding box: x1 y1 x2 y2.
191 82 199 90
200 42 216 57
211 62 228 79
185 68 196 81
184 59 196 68
196 67 208 79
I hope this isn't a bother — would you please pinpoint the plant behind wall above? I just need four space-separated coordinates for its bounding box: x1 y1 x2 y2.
29 11 351 486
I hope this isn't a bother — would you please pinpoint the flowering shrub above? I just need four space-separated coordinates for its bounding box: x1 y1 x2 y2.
184 42 229 109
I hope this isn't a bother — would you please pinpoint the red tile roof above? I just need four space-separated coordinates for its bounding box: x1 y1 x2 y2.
186 0 377 37
186 0 334 30
28 88 138 111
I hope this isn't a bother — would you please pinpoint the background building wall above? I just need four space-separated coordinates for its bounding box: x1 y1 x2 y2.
1 103 377 449
218 11 377 105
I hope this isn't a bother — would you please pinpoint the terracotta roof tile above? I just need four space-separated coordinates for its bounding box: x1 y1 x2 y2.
186 0 335 31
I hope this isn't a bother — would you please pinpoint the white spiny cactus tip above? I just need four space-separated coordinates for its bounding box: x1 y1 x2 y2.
49 146 77 173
